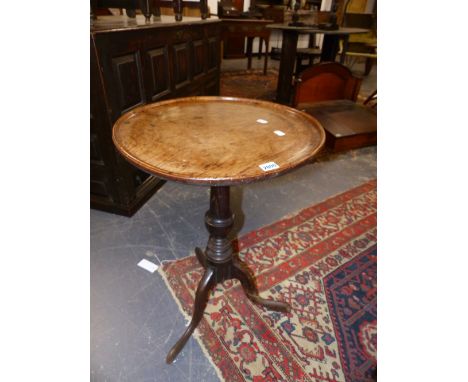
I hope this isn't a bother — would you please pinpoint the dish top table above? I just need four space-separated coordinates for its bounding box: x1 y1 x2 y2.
266 24 369 104
113 96 325 363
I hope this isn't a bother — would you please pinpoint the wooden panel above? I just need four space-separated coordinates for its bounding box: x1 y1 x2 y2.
192 39 205 79
224 37 245 59
299 100 376 152
90 19 221 215
90 154 114 202
294 62 362 105
111 52 146 113
91 37 119 205
259 7 286 23
330 131 376 152
147 46 171 101
219 0 245 58
207 36 219 72
173 42 191 89
90 132 104 165
91 179 110 198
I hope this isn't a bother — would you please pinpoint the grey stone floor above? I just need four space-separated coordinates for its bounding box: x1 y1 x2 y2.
91 58 377 382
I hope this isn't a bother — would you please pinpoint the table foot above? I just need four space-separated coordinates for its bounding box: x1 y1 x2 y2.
166 267 215 364
233 259 291 313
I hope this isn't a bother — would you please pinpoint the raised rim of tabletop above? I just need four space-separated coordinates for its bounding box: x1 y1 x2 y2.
112 96 326 186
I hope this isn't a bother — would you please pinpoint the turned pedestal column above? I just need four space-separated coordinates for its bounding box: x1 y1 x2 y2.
166 186 290 363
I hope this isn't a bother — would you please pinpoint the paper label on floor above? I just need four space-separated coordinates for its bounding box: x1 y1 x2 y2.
137 258 159 273
259 162 280 171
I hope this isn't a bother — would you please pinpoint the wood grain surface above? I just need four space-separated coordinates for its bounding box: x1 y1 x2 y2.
266 24 370 35
112 96 325 185
298 100 376 137
298 99 376 152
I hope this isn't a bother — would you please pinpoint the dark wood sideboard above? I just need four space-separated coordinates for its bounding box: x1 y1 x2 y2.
91 16 221 216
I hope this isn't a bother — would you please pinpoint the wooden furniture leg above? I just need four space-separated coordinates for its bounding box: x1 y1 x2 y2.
173 0 183 21
232 258 289 311
200 0 208 19
263 38 269 75
247 37 254 70
321 34 341 62
364 56 374 75
258 38 263 59
166 186 290 364
340 36 349 64
165 268 216 364
276 30 299 104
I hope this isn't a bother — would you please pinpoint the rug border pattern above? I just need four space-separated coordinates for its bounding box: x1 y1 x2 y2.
158 179 377 381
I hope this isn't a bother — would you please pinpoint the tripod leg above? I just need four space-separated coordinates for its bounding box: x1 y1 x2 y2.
232 260 290 313
195 247 207 268
166 267 216 364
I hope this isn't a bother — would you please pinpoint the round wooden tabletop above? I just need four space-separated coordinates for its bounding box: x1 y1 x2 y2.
112 96 325 186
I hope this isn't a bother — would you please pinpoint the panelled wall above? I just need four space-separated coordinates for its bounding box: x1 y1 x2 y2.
91 16 221 216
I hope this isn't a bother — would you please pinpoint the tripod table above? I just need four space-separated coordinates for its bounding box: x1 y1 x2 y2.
112 96 326 363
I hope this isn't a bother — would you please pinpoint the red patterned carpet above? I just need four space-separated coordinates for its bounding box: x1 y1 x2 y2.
160 180 377 382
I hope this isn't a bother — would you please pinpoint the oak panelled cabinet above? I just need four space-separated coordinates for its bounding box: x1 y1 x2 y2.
91 16 222 216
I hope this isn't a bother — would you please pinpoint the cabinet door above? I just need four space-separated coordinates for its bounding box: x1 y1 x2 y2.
93 31 157 211
95 34 147 121
91 23 221 215
145 45 172 102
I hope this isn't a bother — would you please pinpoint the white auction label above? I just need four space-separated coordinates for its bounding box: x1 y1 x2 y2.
259 162 280 171
137 258 159 273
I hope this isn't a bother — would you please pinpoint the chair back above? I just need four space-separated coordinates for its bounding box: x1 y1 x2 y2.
293 62 362 106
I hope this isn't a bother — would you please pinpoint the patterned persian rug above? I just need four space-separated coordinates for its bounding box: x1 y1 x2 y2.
220 69 278 101
159 180 377 382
